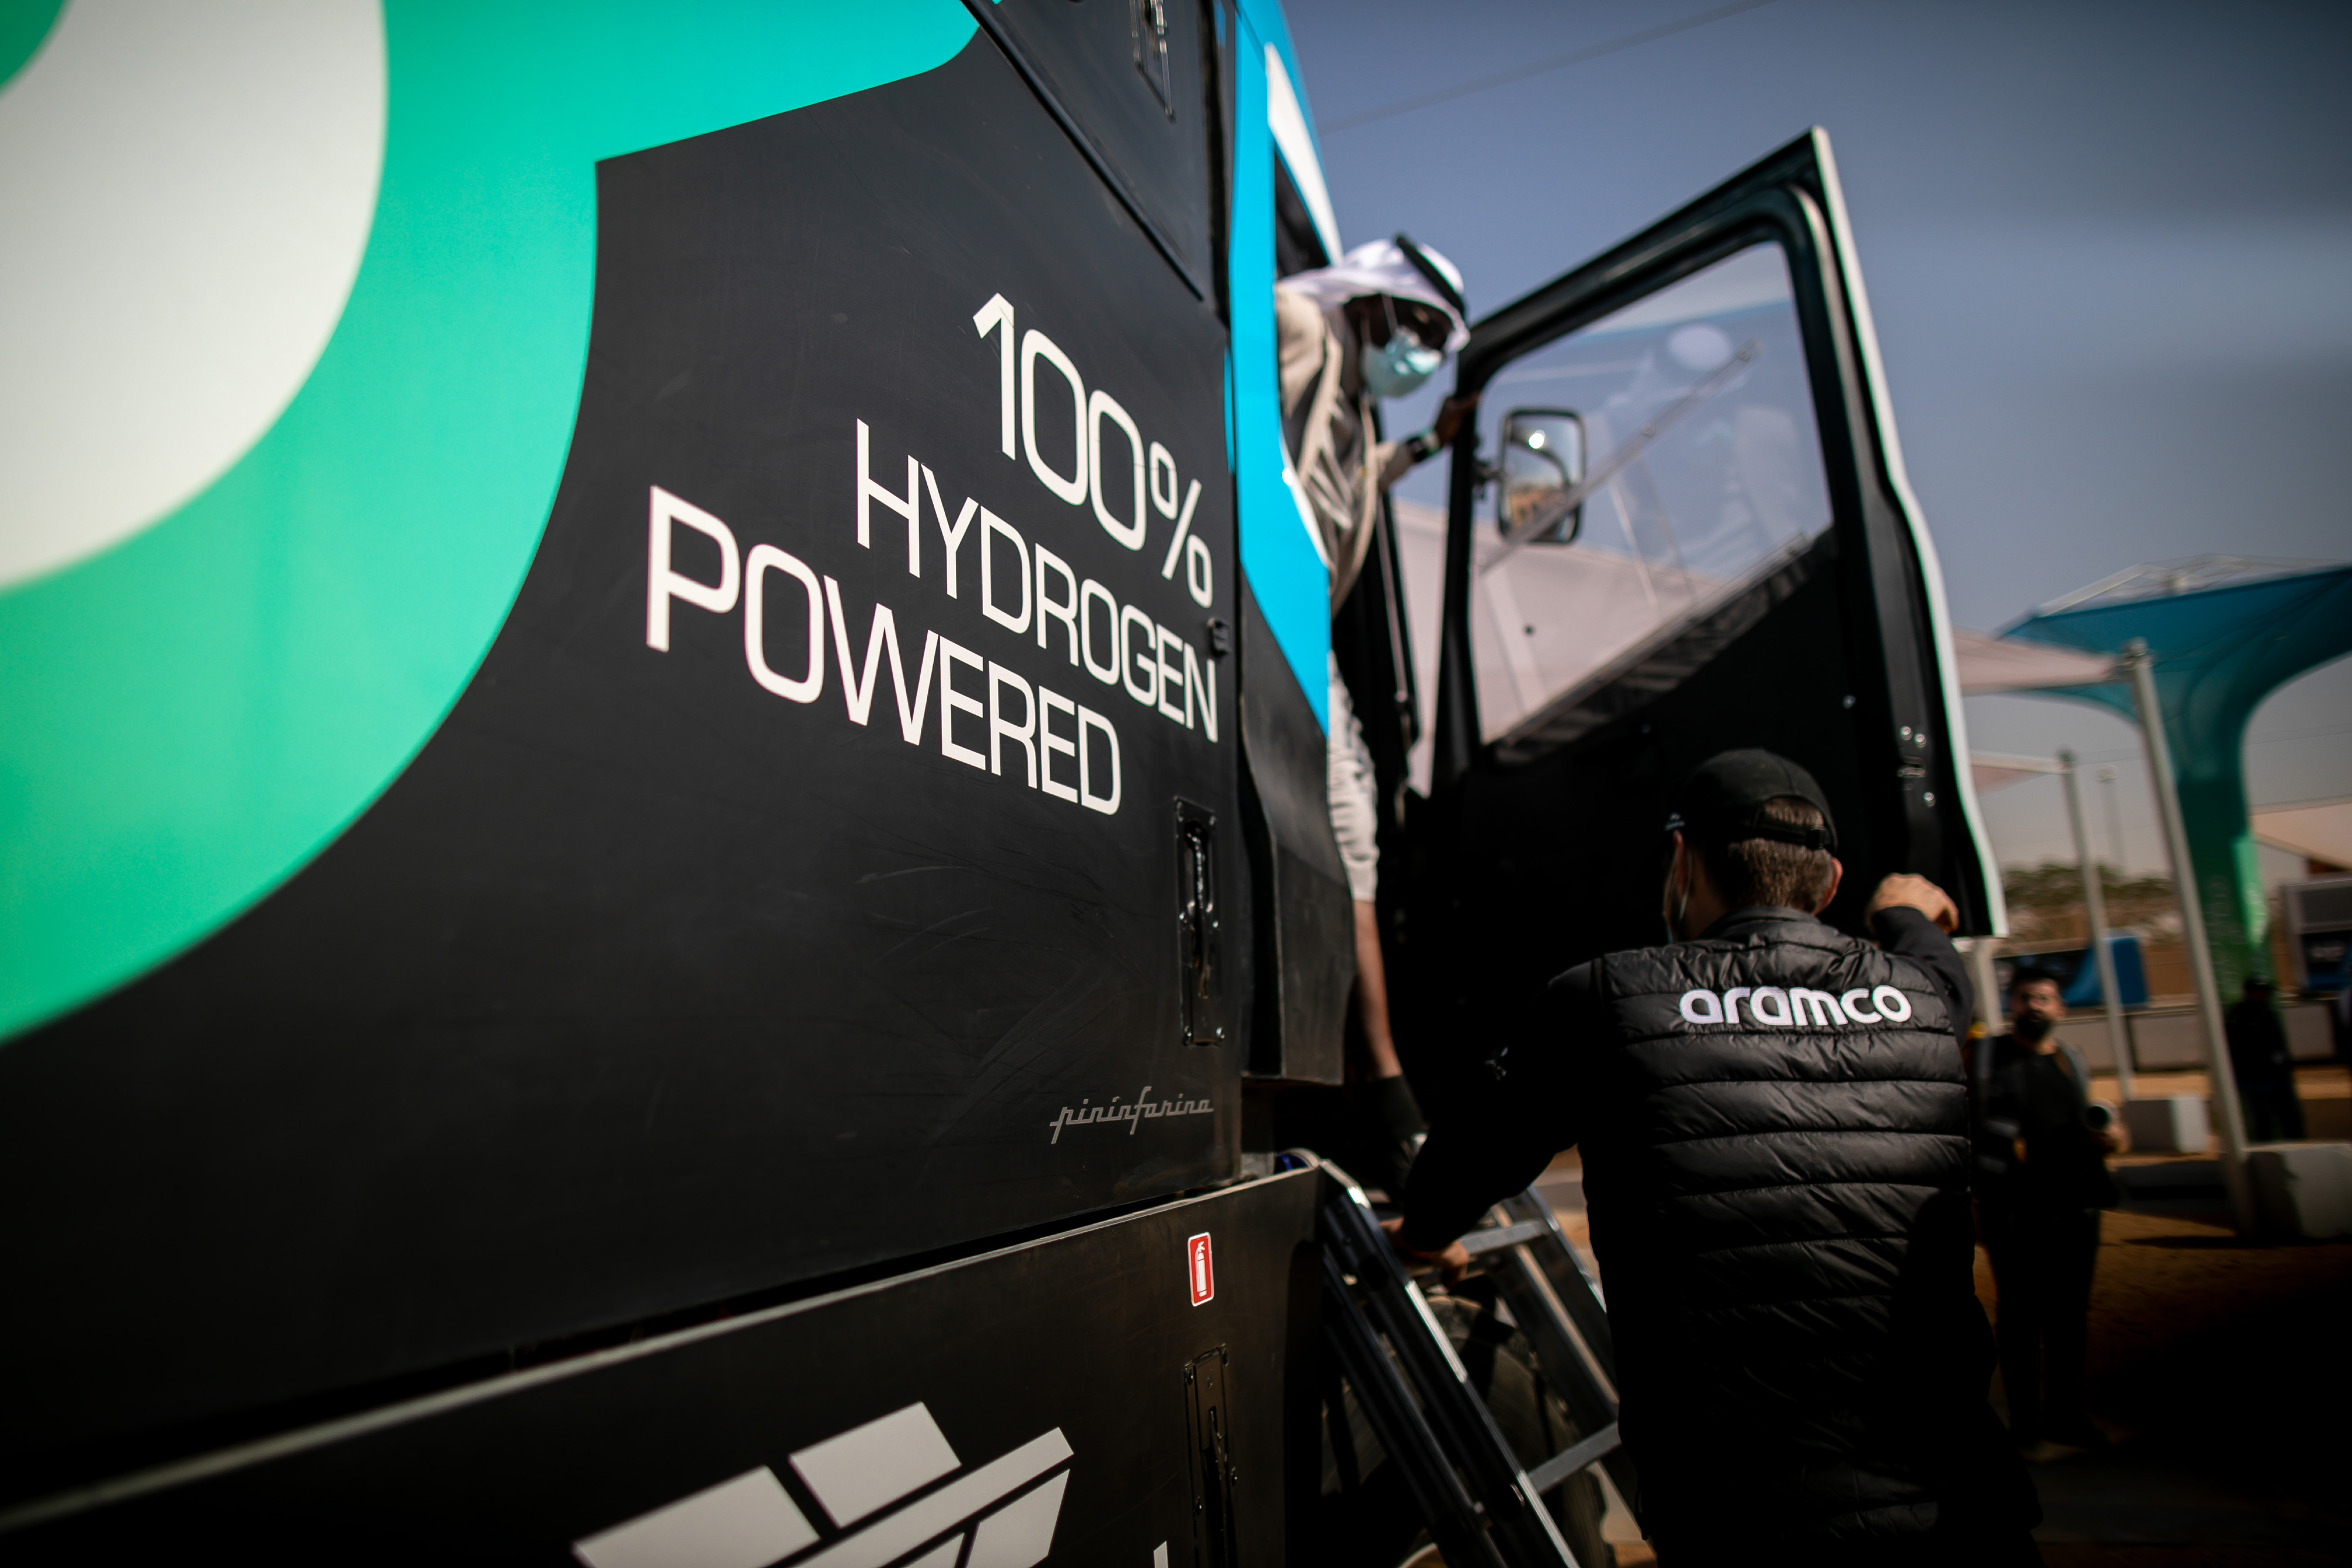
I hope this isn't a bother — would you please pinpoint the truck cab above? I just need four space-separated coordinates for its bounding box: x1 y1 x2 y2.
0 2 1993 1560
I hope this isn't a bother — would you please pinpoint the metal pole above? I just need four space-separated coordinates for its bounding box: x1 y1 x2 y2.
2061 750 2134 1102
2097 764 2126 875
1962 937 2001 1103
2124 640 2254 1231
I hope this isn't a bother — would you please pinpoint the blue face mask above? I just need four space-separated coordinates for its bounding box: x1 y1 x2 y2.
1360 294 1446 399
1362 334 1442 399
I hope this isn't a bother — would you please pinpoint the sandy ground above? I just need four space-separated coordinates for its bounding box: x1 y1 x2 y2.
1996 1198 2352 1567
1528 1066 2352 1567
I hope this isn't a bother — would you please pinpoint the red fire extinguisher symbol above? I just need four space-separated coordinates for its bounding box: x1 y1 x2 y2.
1187 1232 1214 1306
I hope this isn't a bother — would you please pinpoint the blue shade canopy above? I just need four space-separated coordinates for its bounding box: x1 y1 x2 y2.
2003 558 2352 998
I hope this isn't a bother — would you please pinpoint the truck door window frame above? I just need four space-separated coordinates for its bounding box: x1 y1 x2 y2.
1465 240 1833 753
1429 130 1996 934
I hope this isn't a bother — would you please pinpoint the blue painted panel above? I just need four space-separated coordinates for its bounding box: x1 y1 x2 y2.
1235 0 1319 153
1227 6 1328 728
2022 935 2151 1010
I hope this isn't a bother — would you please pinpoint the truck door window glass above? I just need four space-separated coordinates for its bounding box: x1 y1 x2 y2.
1468 242 1833 750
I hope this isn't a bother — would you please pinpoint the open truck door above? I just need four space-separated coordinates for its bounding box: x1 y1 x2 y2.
1400 130 1999 1094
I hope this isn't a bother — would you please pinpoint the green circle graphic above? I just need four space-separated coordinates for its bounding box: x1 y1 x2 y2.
0 0 977 1039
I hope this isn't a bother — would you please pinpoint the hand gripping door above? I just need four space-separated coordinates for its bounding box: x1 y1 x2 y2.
1422 129 1996 987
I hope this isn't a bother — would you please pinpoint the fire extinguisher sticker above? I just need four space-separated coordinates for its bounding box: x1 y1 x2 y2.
1187 1232 1214 1306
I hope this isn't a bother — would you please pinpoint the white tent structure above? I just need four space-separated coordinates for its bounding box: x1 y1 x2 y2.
1952 631 2116 697
2254 798 2352 872
1957 626 2257 1190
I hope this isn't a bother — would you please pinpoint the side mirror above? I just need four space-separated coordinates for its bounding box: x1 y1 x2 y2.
1498 409 1585 544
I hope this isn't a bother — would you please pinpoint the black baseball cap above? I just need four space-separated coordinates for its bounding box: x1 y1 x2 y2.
1663 748 1838 854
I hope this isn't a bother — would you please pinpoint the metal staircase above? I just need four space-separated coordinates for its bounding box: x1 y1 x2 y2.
1312 1159 1638 1568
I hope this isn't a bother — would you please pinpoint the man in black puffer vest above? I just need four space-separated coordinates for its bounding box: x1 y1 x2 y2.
1393 750 2038 1565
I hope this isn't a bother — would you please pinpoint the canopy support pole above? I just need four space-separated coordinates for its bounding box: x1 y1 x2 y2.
2124 640 2254 1231
1960 937 2000 1104
2060 748 2133 1102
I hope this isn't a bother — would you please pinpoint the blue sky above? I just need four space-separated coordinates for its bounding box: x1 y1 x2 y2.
1287 0 2351 884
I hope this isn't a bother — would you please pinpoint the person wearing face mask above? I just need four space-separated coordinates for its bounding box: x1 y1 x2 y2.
1977 968 2121 1457
1272 235 1475 1195
1385 751 2040 1564
1275 233 1475 612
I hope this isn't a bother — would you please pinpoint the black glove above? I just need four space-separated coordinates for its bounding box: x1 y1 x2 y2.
1366 1072 1426 1146
1345 1074 1427 1199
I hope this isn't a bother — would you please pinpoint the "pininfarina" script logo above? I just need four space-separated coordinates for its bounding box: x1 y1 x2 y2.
1047 1085 1213 1144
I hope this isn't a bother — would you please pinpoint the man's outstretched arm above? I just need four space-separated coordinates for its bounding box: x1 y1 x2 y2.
1393 972 1585 1259
1395 1117 1555 1254
1866 874 1973 1050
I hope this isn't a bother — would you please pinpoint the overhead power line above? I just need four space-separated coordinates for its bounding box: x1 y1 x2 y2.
1321 0 1785 134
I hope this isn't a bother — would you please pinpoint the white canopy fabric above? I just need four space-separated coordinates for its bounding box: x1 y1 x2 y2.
1954 631 2116 695
2253 799 2352 870
1969 752 2064 794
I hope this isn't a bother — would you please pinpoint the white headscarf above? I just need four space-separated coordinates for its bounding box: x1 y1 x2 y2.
1277 235 1470 353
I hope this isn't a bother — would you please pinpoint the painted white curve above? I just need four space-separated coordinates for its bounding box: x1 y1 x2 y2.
0 0 385 589
1263 44 1341 264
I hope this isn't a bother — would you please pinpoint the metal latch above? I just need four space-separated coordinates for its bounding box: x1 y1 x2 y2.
1175 801 1224 1047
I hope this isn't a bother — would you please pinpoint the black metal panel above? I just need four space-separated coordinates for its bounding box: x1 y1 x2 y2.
0 34 1241 1466
2 1172 1319 1565
970 0 1218 297
1237 583 1351 1085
